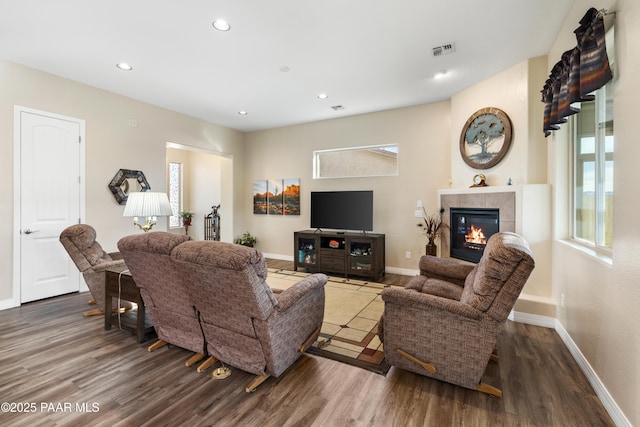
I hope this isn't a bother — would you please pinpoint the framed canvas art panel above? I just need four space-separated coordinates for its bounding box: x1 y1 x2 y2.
282 178 300 215
253 180 267 215
267 179 284 215
253 178 300 215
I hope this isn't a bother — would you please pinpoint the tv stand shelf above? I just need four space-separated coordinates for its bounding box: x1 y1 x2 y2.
294 230 385 281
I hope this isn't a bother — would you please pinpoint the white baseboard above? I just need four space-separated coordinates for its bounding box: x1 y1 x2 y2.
509 310 556 328
384 266 419 277
0 297 19 311
262 253 293 262
553 320 631 427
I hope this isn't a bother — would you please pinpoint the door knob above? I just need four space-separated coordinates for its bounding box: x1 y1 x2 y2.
23 229 40 234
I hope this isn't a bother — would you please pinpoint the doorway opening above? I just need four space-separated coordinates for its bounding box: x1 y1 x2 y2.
166 142 233 242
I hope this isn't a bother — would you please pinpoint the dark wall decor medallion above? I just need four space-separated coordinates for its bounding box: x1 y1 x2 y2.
459 107 513 169
108 169 150 205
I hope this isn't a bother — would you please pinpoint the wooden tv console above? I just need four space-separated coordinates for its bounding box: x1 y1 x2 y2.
294 230 385 281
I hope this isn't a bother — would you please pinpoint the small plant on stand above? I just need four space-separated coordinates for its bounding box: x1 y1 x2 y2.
417 207 446 256
234 231 257 247
179 211 194 235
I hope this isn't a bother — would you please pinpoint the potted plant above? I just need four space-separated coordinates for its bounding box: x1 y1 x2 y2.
234 231 257 247
179 211 194 227
417 207 447 256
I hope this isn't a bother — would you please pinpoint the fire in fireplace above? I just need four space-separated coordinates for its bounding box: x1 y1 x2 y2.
450 208 499 263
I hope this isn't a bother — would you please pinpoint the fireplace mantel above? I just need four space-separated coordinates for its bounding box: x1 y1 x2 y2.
438 184 554 319
438 184 550 246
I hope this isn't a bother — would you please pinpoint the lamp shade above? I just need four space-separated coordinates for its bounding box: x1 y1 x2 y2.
123 191 173 217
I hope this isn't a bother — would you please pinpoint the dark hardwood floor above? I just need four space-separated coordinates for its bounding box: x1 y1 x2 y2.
0 265 614 427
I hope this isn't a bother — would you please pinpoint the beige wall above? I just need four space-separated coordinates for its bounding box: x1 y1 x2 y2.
244 102 451 271
0 60 245 303
450 56 549 188
549 0 640 424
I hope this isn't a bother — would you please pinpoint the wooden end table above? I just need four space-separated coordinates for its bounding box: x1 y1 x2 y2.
104 265 155 343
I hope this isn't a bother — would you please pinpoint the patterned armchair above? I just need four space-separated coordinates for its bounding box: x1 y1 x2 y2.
379 232 535 397
59 224 131 316
117 232 208 368
171 240 327 392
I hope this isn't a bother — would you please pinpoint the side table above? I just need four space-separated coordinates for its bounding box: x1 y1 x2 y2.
104 265 155 343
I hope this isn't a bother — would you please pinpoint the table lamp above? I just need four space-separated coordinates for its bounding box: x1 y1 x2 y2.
123 191 173 232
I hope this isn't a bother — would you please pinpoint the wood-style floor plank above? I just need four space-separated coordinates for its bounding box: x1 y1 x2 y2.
0 266 614 426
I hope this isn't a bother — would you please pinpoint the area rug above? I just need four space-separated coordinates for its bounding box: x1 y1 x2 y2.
267 268 396 375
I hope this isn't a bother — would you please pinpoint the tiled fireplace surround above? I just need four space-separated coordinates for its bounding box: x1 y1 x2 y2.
438 185 554 319
439 191 515 260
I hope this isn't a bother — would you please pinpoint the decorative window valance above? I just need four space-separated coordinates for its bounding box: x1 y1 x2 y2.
541 8 613 136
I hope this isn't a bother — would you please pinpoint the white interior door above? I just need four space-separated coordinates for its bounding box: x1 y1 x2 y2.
18 108 84 303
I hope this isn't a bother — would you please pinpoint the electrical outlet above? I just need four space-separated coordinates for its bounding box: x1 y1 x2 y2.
414 209 423 218
417 200 423 208
561 293 566 308
405 251 411 259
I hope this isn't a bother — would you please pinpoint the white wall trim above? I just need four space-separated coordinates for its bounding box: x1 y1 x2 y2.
262 252 293 262
385 266 419 277
0 298 20 311
509 310 556 328
554 320 631 427
12 106 22 308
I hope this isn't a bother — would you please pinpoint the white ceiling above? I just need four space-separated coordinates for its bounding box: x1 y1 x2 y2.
0 1 574 132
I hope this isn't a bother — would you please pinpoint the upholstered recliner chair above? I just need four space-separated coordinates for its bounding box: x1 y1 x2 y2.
171 240 328 392
60 224 131 316
117 232 210 368
379 232 535 397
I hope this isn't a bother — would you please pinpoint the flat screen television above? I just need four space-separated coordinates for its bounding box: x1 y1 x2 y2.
310 190 373 232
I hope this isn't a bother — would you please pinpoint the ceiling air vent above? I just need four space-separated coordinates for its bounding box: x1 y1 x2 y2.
331 105 345 111
432 42 456 57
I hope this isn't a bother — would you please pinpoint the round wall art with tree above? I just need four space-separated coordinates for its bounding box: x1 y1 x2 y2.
459 107 513 169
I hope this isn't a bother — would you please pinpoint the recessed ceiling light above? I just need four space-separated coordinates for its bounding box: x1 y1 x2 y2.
434 70 448 79
212 19 230 31
317 93 328 99
238 111 248 115
116 63 133 71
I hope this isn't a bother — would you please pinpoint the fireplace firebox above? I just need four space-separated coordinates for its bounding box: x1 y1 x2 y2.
450 208 499 263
